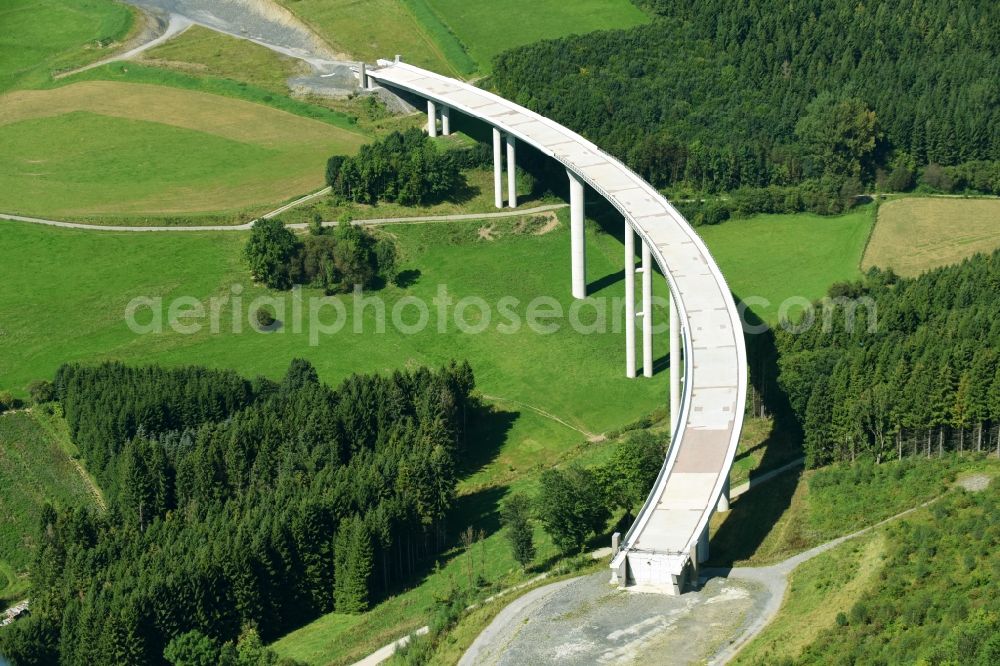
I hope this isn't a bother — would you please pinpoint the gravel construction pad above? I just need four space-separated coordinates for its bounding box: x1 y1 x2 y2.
463 571 768 665
124 0 361 93
126 0 330 61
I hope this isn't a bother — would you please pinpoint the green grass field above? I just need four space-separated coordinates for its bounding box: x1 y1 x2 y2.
0 81 367 218
0 208 876 422
0 410 99 603
698 208 875 323
0 0 134 92
423 0 650 73
862 197 1000 277
0 213 670 432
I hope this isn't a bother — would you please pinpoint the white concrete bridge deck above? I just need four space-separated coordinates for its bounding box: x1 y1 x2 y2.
368 62 747 590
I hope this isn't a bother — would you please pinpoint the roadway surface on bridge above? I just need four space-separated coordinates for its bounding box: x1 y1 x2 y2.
368 62 747 583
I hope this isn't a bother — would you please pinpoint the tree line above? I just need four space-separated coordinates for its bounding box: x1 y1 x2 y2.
776 250 1000 467
326 128 462 206
0 359 476 665
500 431 665 566
244 217 397 292
492 0 1000 204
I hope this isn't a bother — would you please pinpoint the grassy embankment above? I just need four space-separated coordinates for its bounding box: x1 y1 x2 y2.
862 196 1000 277
138 25 307 95
277 0 648 77
733 463 998 664
709 455 997 567
420 0 649 74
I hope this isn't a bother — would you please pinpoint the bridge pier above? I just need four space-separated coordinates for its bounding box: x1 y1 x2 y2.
697 526 710 563
427 99 438 137
568 170 586 299
506 135 517 208
493 128 503 209
441 106 451 135
625 227 637 378
641 240 653 377
717 476 730 512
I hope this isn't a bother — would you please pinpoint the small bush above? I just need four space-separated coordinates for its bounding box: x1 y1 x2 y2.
919 163 955 192
27 379 56 405
254 307 277 331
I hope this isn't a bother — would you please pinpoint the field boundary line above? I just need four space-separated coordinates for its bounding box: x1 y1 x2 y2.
857 200 880 272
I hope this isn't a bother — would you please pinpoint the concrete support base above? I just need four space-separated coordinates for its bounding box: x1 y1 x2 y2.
493 128 503 209
506 135 517 208
568 170 586 299
441 106 451 135
625 226 637 378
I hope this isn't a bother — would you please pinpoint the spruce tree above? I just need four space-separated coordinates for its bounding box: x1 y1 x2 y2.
500 493 536 569
334 516 374 614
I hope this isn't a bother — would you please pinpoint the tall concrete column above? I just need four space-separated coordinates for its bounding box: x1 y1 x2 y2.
441 106 451 135
506 135 517 208
493 128 503 209
641 240 653 377
717 476 730 512
670 292 681 426
359 62 368 89
426 99 437 137
568 170 586 299
624 226 637 378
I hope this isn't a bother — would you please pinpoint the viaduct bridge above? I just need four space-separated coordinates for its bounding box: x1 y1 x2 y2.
366 59 747 594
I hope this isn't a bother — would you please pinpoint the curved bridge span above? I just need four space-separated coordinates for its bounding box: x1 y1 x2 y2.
368 61 747 593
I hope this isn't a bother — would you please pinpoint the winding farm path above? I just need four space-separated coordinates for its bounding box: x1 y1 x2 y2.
55 12 193 79
0 201 567 233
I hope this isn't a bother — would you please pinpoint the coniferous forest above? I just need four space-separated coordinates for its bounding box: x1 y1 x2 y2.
493 0 1000 205
776 250 1000 467
0 360 476 665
